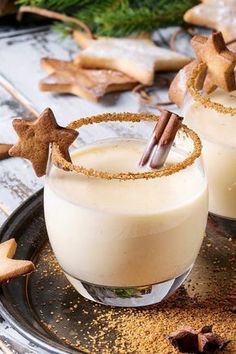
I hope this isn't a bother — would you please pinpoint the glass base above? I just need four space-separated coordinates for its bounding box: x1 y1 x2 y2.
65 267 192 307
209 211 236 222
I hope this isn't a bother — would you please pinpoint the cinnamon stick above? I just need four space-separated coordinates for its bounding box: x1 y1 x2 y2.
0 144 13 160
139 111 171 166
139 110 183 169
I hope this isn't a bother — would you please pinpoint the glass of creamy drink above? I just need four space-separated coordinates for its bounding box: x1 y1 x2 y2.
44 113 208 307
183 88 236 220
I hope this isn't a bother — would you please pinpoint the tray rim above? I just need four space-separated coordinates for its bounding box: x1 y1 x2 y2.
0 188 81 354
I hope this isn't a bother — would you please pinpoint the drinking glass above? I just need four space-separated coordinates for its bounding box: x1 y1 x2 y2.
183 88 236 220
44 112 208 307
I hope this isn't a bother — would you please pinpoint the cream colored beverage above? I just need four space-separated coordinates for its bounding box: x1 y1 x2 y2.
184 88 236 219
44 139 208 290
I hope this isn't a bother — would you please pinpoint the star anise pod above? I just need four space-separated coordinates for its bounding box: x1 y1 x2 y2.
168 325 230 353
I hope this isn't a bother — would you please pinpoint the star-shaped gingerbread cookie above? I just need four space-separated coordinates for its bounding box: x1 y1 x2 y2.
40 58 137 101
9 108 78 177
191 32 236 91
0 239 35 283
73 32 191 85
169 32 236 106
184 0 236 42
169 38 236 107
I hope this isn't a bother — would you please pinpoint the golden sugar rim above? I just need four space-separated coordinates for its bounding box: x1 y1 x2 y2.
187 61 236 115
51 112 202 180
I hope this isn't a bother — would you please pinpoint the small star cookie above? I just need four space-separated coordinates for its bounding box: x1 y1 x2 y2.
169 32 236 107
40 58 137 101
0 239 35 283
73 32 191 85
9 108 78 177
191 32 236 91
184 0 236 42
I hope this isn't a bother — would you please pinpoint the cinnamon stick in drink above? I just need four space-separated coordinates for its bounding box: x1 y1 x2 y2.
150 113 183 169
139 110 183 169
139 110 172 166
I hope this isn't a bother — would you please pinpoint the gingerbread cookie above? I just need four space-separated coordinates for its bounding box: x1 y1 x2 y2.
184 0 236 42
73 32 191 85
191 32 236 92
0 239 35 283
40 58 137 101
169 32 236 107
9 108 78 177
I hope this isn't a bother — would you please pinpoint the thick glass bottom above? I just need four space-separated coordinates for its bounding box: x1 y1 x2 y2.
64 267 192 307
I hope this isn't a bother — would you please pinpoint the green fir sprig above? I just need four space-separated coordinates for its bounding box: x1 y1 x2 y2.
16 0 199 37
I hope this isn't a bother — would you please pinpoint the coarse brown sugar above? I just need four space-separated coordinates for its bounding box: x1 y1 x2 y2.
32 229 236 354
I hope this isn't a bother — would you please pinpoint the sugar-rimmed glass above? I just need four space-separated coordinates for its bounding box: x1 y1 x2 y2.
44 112 208 307
183 62 236 220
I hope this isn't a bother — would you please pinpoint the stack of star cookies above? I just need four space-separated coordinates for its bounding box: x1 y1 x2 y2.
40 32 191 102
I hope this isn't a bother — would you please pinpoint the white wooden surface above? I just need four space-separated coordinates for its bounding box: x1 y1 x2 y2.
0 26 183 353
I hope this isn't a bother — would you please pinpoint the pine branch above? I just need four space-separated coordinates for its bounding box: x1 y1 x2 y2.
75 0 120 33
92 0 199 36
16 0 199 37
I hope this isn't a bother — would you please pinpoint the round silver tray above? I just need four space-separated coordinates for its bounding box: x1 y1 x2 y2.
0 189 235 353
